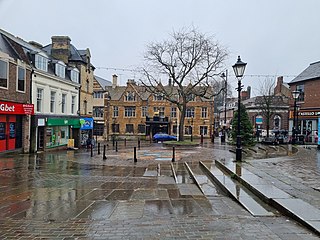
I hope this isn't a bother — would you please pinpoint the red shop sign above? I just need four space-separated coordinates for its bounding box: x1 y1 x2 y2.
0 101 34 115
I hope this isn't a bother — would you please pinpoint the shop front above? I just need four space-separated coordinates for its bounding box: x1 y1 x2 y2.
0 101 34 152
40 118 80 150
80 117 94 146
290 109 320 143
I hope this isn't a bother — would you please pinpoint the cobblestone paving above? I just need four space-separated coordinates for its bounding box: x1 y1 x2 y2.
0 140 318 239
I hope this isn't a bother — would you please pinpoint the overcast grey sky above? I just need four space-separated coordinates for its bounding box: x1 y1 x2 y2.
1 0 320 96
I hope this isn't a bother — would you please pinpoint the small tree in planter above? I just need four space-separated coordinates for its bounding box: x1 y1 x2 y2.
231 103 254 146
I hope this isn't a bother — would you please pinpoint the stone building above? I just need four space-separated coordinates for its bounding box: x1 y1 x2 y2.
104 76 214 140
288 61 320 142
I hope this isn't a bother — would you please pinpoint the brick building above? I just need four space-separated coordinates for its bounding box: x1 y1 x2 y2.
104 76 214 140
0 29 34 153
288 61 320 143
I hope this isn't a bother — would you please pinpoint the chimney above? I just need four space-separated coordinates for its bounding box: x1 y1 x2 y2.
168 78 172 86
112 74 118 88
51 36 71 64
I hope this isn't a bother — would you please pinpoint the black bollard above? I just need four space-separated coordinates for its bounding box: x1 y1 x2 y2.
138 138 140 150
201 134 203 144
98 143 101 155
191 134 193 142
115 141 118 152
90 143 93 157
124 138 126 147
134 147 137 163
112 136 115 149
172 146 175 162
103 145 107 160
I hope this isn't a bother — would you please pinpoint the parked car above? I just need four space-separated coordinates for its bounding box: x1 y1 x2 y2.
153 133 177 142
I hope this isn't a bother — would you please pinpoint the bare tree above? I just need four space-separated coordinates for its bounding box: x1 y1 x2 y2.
139 27 228 141
255 78 285 137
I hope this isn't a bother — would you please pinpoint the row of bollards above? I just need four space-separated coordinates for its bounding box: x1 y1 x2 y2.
90 138 179 163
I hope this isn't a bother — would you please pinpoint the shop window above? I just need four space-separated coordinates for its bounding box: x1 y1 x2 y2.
126 124 134 133
9 122 15 138
61 130 65 138
0 60 8 88
138 124 146 133
0 122 6 140
17 67 25 92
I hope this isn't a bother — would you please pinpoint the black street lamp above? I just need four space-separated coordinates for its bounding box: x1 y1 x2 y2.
232 56 247 161
292 90 300 144
220 70 228 143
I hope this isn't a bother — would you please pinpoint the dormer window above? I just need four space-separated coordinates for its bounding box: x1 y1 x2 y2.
55 61 65 78
70 68 79 83
125 91 136 101
35 54 48 72
154 93 164 101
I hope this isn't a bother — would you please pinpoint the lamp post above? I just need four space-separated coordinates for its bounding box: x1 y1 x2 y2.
232 56 247 162
191 115 194 142
220 70 228 143
292 90 300 144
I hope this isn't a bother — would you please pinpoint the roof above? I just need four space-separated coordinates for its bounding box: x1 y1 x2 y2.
94 75 112 89
290 61 320 84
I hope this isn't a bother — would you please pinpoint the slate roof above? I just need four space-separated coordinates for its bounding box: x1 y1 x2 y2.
94 75 112 89
290 61 320 84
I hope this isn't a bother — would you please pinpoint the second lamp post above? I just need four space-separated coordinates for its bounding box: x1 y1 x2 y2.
232 56 247 162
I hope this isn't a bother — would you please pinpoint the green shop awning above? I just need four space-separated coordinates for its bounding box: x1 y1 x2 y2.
47 118 81 128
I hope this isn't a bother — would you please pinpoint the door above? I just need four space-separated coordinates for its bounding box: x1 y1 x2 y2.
38 126 44 150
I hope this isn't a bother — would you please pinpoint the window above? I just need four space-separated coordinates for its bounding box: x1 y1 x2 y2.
112 124 119 133
70 68 79 83
83 100 87 115
186 107 195 118
138 124 146 133
55 62 65 78
154 93 164 101
0 60 8 88
113 106 119 117
61 94 66 113
297 84 304 102
125 107 136 117
142 106 148 117
153 107 165 117
200 126 208 135
94 92 104 98
17 67 25 92
201 107 207 118
93 107 104 118
184 126 192 135
36 88 43 112
126 124 134 133
171 107 177 118
274 115 281 129
50 91 56 113
71 96 76 114
93 123 104 136
35 54 48 71
186 93 195 102
125 91 136 101
86 79 89 92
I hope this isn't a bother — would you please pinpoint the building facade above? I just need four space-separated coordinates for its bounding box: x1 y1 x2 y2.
0 29 34 153
288 61 320 143
104 77 214 140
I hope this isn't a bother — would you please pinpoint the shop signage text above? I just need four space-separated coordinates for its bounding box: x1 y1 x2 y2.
0 101 34 115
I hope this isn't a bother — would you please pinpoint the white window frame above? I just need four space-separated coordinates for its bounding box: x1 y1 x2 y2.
113 106 119 117
50 91 56 113
55 61 66 78
171 107 177 118
35 54 48 72
71 95 76 114
201 107 207 118
36 88 43 112
70 68 79 83
141 106 148 117
16 66 26 92
0 59 8 89
61 93 67 113
124 106 136 117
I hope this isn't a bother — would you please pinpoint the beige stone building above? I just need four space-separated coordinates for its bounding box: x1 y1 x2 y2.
104 76 215 140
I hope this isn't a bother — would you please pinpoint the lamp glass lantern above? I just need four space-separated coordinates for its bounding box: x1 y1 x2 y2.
292 90 300 100
232 56 247 79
